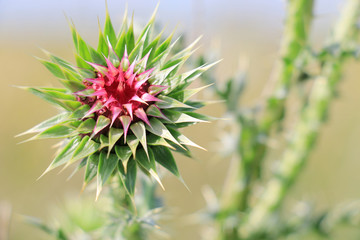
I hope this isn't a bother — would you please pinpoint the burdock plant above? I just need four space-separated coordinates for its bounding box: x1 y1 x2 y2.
19 6 214 200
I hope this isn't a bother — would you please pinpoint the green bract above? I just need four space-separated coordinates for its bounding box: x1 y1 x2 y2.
20 7 215 199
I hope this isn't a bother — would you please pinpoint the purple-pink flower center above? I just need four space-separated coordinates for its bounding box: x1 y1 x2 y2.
75 54 165 131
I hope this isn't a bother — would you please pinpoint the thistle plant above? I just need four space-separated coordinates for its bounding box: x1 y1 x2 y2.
19 7 214 201
15 1 360 239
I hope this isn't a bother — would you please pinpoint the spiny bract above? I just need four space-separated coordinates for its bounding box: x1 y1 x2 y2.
20 7 215 199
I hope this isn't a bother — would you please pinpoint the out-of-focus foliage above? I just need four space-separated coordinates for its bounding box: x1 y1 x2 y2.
26 179 164 240
195 0 360 239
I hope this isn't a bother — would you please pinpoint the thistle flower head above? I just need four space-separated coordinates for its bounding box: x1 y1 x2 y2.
75 52 165 138
20 6 216 199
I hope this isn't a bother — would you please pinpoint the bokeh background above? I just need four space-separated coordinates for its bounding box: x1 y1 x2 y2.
1 0 360 239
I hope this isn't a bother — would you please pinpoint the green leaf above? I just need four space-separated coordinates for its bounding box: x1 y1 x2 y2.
130 121 148 157
38 59 66 79
89 46 106 65
35 87 75 100
70 105 91 119
115 145 132 172
77 118 96 133
104 7 117 47
76 68 96 79
135 148 164 190
96 152 119 199
70 23 79 52
174 61 221 92
163 35 201 69
61 136 93 170
115 30 127 59
160 53 190 74
143 32 161 63
16 112 70 137
115 14 127 58
118 157 137 196
147 134 174 149
57 77 85 92
66 154 88 180
75 54 92 70
168 127 206 151
76 34 93 63
184 111 214 121
61 100 82 110
160 40 197 78
156 95 194 109
100 134 109 149
169 141 192 158
84 102 103 119
152 145 180 178
126 16 135 55
43 49 75 72
135 148 153 170
169 84 213 102
23 86 80 111
184 100 223 110
68 120 81 128
40 137 81 176
146 105 170 121
129 22 152 62
108 43 120 67
126 135 140 158
115 145 132 162
108 128 124 156
71 137 101 162
32 124 77 140
151 64 179 86
153 31 174 60
150 36 179 67
145 118 182 147
92 116 110 136
60 67 82 81
97 27 109 56
136 4 157 48
76 88 95 97
162 110 209 124
84 154 99 188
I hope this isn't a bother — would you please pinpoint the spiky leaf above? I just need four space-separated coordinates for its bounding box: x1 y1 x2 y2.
96 152 119 199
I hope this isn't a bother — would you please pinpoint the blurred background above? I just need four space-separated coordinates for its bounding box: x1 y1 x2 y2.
1 0 360 239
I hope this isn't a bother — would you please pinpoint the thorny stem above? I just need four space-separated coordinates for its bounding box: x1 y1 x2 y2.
109 179 144 239
218 0 314 235
242 0 315 210
216 1 315 239
242 0 360 237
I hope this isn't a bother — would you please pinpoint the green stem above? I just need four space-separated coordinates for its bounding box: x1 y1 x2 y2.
222 0 314 219
260 0 314 132
240 0 315 211
216 1 314 239
242 0 360 237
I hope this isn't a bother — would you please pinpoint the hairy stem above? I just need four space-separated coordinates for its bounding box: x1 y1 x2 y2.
223 0 314 217
239 0 315 210
216 1 314 239
242 0 360 237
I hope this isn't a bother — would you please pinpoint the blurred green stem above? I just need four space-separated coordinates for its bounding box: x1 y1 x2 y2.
217 1 314 239
221 0 314 220
242 0 360 237
239 0 314 210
